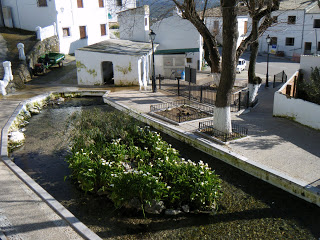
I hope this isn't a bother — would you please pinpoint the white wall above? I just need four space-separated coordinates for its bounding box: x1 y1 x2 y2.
1 0 110 54
300 55 320 80
107 0 136 23
118 5 149 42
151 15 200 51
55 0 110 54
1 0 57 30
75 49 149 87
205 15 248 48
273 72 320 130
259 10 305 57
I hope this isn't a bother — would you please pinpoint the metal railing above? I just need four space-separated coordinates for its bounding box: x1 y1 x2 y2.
198 120 248 142
273 70 287 88
150 99 214 123
158 76 249 112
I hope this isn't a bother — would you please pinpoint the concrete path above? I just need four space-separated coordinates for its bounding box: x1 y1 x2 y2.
104 86 320 202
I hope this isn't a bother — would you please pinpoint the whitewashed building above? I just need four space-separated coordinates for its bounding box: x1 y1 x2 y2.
151 14 203 78
203 6 249 48
259 0 320 59
107 0 136 23
0 0 110 54
75 39 156 88
118 6 203 78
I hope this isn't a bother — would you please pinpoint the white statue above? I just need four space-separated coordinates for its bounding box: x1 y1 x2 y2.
17 43 26 61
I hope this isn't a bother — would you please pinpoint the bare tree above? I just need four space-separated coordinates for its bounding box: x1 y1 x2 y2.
171 0 221 73
237 0 280 104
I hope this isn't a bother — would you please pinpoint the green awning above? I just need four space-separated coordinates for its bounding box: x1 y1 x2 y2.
155 48 199 55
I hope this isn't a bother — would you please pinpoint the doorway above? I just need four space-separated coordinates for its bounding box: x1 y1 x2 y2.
304 42 312 55
102 61 114 84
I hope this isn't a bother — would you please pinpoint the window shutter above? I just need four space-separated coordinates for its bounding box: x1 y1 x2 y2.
80 26 86 39
77 0 83 8
101 24 106 36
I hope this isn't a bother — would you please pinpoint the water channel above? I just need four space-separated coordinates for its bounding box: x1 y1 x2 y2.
11 97 320 239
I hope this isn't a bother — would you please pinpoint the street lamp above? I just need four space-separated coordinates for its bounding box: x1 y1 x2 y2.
149 29 156 92
266 34 271 88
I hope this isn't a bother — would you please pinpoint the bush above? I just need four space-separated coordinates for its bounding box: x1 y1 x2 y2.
298 67 320 105
67 108 222 214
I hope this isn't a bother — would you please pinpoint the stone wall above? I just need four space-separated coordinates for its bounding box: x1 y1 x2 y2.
6 36 59 94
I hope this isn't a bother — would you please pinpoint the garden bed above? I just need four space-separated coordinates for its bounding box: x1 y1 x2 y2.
197 120 248 144
149 99 214 124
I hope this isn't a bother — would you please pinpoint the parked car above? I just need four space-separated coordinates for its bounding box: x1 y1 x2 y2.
236 58 246 73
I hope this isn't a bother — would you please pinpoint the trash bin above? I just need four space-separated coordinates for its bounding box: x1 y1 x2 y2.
181 71 185 80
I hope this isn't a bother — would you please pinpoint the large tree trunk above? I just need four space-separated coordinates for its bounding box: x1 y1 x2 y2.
248 19 261 104
213 0 238 134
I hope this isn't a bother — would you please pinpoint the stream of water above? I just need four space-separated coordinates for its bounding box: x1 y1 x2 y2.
11 97 320 240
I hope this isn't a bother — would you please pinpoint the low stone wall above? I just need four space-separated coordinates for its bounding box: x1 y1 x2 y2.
6 36 60 93
273 71 320 130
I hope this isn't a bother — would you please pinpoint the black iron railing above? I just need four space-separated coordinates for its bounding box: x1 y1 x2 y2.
273 70 287 88
150 99 214 123
158 76 249 112
198 120 248 142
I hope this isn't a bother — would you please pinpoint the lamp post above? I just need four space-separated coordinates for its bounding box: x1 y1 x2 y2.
149 29 156 92
266 34 271 88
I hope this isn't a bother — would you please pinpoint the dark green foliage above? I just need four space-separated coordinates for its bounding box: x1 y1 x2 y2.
298 67 320 105
66 108 222 214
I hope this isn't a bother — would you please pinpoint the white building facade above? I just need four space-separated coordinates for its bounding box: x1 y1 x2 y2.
75 39 155 88
203 6 249 48
107 0 136 23
151 14 203 78
259 1 320 59
0 0 110 54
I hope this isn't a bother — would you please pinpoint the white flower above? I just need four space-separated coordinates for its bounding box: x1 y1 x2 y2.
167 186 171 189
200 171 204 175
88 169 92 172
201 182 204 186
110 184 114 187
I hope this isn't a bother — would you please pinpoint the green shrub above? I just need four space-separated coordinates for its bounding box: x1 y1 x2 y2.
67 108 222 214
298 67 320 105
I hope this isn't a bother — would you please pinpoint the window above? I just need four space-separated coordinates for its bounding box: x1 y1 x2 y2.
63 28 70 37
244 21 248 34
317 42 320 51
273 16 278 23
77 0 83 8
314 19 320 28
99 0 104 8
100 24 106 36
116 0 122 7
145 18 148 27
287 16 296 24
79 26 87 39
186 58 192 63
37 0 47 7
213 20 219 34
271 37 277 45
285 37 294 46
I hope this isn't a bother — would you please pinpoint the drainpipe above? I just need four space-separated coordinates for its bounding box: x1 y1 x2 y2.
0 0 4 27
301 9 306 55
15 0 21 28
